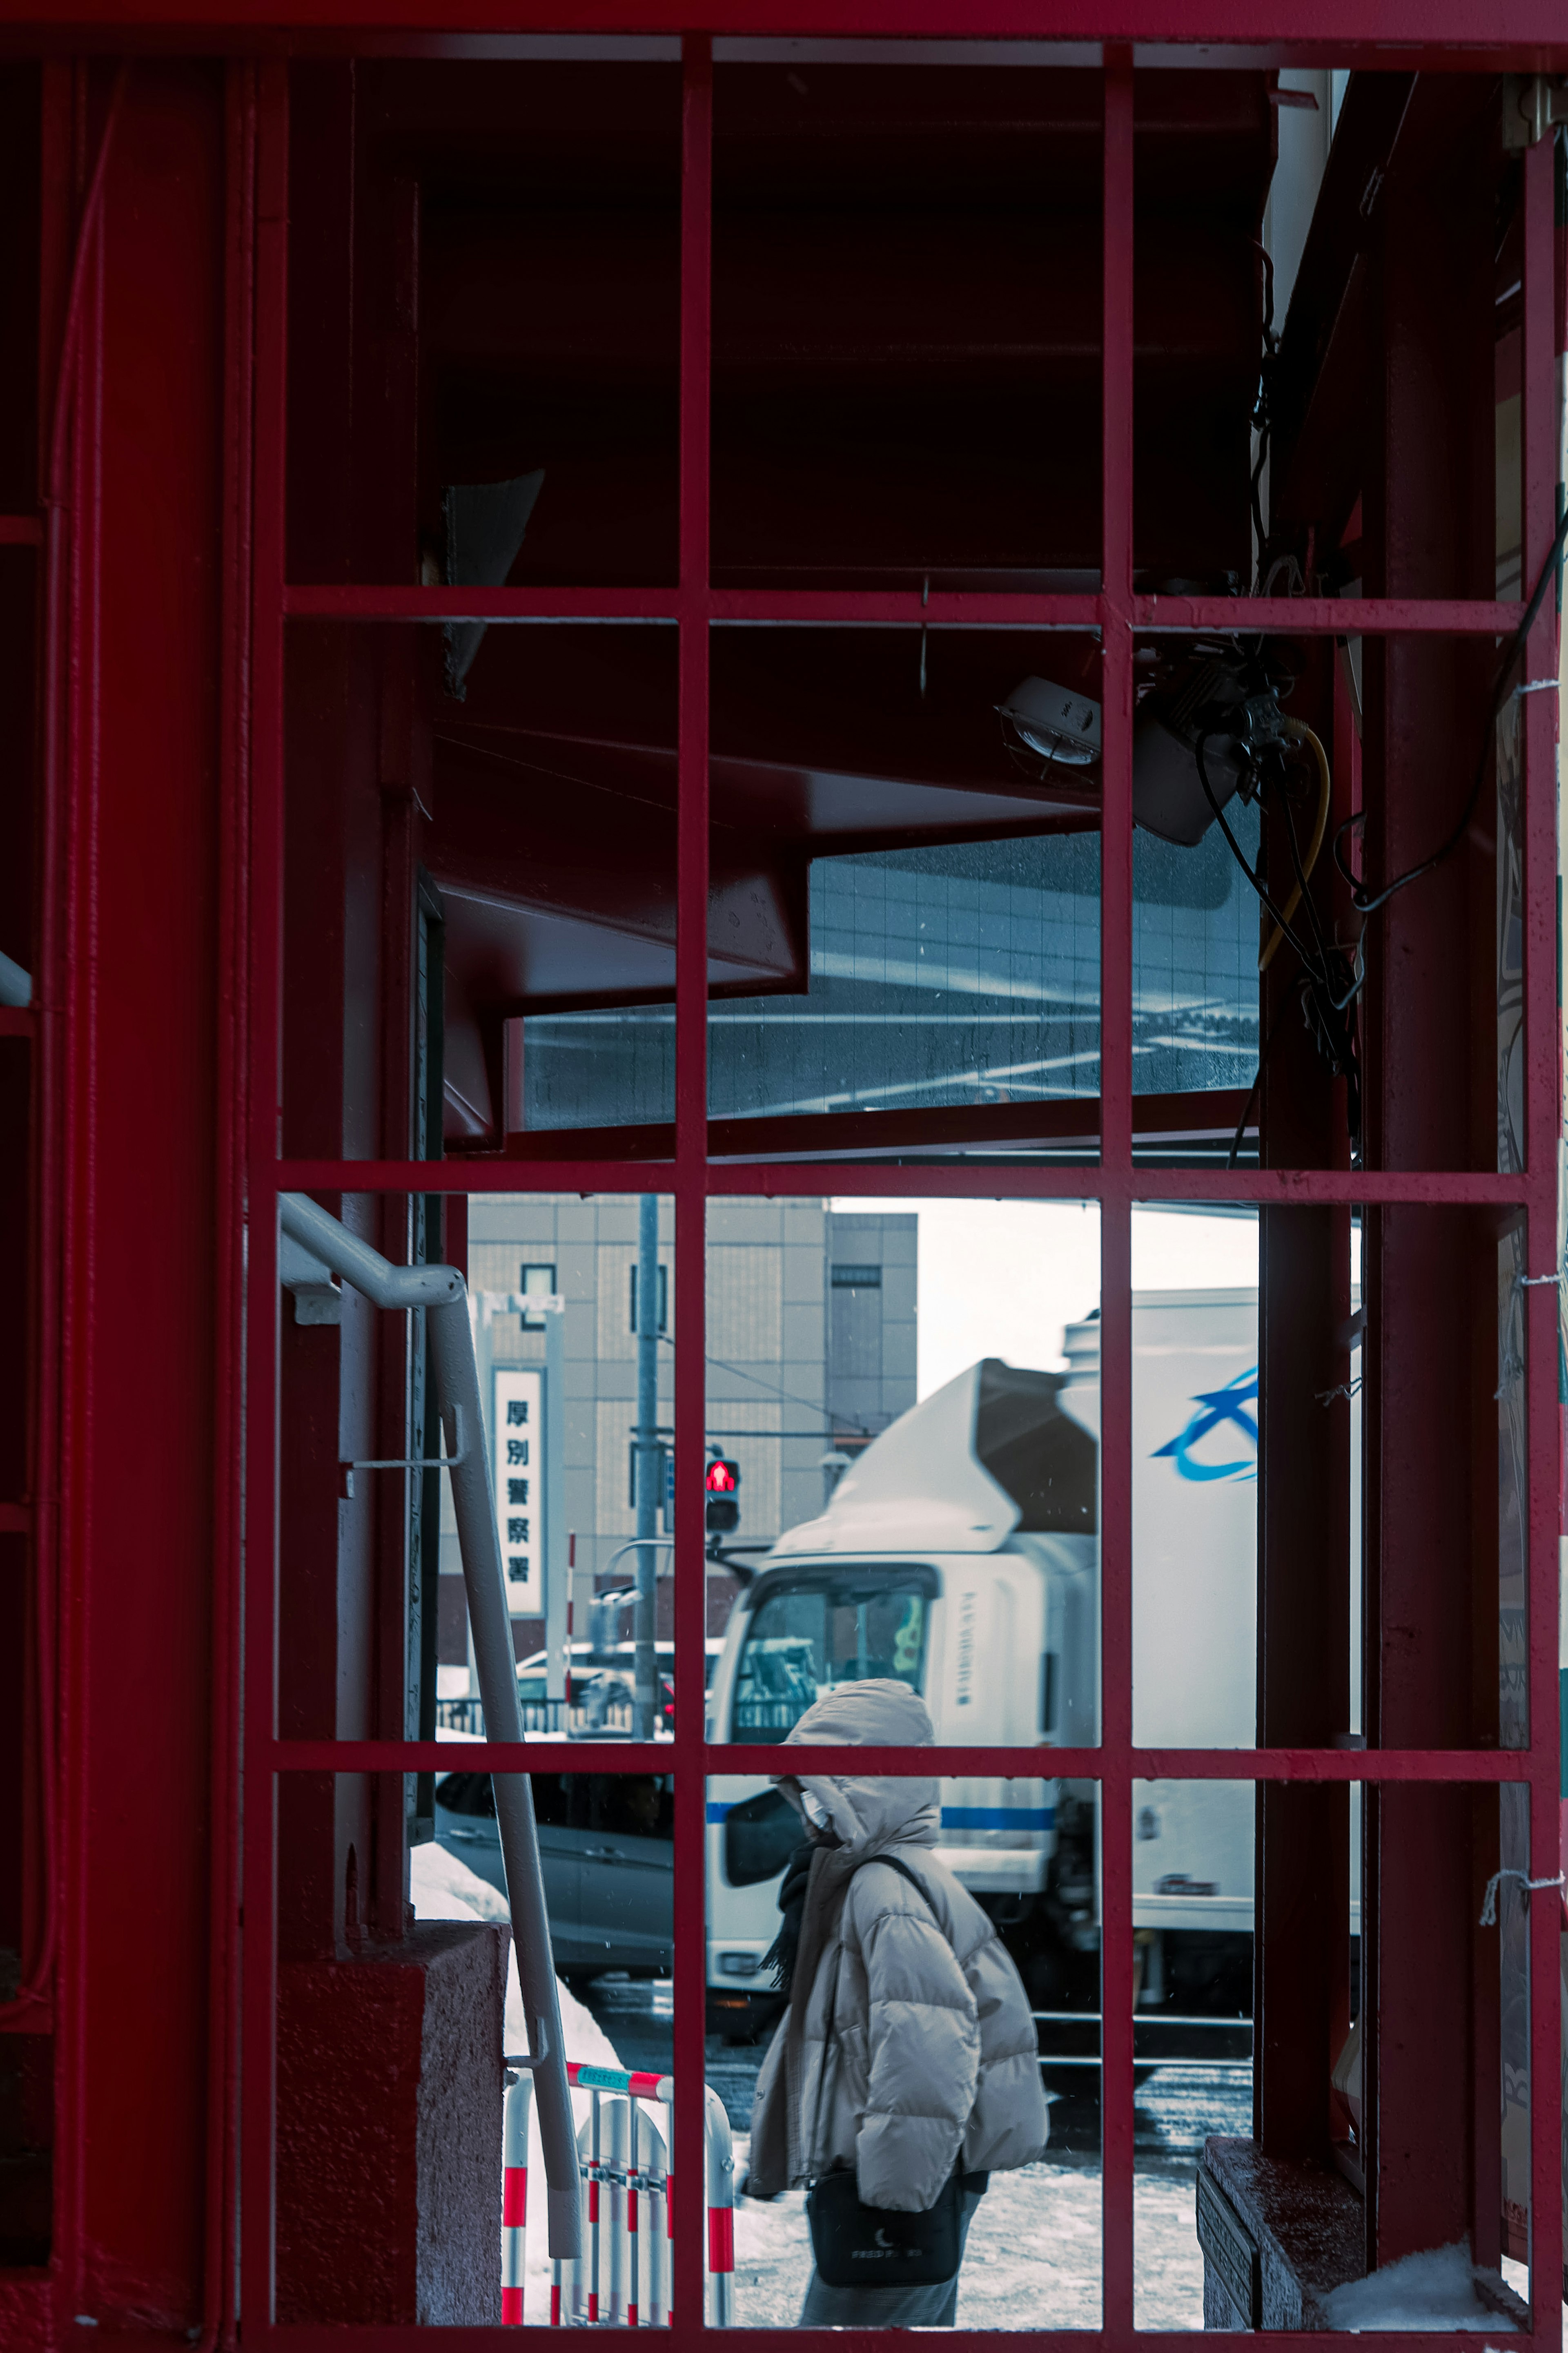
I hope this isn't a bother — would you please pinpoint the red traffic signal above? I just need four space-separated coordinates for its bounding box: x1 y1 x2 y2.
705 1453 741 1537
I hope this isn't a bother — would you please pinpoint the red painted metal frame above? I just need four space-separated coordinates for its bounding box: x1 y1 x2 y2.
1517 125 1561 2329
672 35 714 2341
277 1162 1532 1205
242 51 288 2345
269 1742 1543 1784
3 4 1568 61
230 36 1566 2353
279 582 1524 636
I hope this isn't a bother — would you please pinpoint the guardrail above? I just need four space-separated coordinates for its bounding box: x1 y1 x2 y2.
502 2058 735 2326
1032 2008 1254 2072
437 1695 641 1740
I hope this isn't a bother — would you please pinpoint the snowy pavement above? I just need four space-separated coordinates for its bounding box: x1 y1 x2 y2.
413 1843 1214 2328
731 2143 1210 2330
412 1847 1549 2333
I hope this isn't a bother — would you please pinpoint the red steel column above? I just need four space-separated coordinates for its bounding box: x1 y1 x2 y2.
241 54 288 2330
1256 644 1352 2159
1517 125 1563 2326
1360 79 1501 2268
59 61 230 2334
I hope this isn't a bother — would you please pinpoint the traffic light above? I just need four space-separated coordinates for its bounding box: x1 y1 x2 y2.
704 1453 741 1538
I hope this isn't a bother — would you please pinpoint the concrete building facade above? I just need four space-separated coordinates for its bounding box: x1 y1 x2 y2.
440 1194 916 1665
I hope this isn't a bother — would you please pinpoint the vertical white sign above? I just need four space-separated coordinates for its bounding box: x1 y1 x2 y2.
494 1367 544 1617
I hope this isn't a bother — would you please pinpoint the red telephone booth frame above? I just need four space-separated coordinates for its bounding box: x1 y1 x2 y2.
1 13 1563 2346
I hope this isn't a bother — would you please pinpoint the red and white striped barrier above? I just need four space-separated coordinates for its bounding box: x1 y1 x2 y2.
501 2070 531 2326
502 2056 734 2326
704 2078 735 2326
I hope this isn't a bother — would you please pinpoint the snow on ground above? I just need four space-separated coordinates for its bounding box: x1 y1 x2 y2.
1322 2243 1519 2332
1134 2172 1212 2330
730 2145 1207 2331
413 1838 621 2067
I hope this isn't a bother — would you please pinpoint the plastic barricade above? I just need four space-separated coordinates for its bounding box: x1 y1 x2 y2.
501 2056 734 2326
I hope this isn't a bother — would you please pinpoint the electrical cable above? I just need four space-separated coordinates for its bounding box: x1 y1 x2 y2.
1258 718 1330 970
1332 497 1568 914
658 1330 871 1435
1197 718 1365 1162
1195 734 1315 970
1249 240 1281 591
1227 986 1301 1170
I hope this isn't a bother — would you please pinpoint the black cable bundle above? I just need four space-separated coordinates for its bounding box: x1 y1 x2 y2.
1194 722 1364 1169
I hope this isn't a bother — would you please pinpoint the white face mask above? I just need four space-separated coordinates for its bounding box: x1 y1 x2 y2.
800 1789 832 1833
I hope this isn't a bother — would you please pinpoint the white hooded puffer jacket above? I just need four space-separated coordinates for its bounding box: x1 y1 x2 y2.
745 1679 1048 2212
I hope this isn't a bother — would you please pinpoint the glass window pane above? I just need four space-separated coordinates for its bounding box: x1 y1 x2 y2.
1131 1200 1525 1754
274 1769 677 2326
1132 1777 1257 2331
1140 1778 1535 2331
282 621 677 1156
702 629 1103 1158
705 1196 1100 1749
710 1773 1103 2327
286 57 682 587
711 52 1102 591
276 1191 676 1748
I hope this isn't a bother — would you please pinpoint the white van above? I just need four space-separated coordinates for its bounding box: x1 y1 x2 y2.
705 1294 1266 2038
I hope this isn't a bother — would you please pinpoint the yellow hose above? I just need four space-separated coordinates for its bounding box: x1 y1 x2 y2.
1258 716 1331 972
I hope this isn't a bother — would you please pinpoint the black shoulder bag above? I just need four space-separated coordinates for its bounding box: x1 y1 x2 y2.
804 1853 969 2290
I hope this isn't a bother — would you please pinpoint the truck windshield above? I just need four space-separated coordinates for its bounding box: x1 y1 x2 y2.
731 1568 935 1737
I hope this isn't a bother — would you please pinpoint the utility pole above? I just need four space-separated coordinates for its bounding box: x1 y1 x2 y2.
542 1294 567 1735
633 1192 662 1739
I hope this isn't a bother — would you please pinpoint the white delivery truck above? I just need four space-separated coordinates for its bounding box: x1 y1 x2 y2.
705 1289 1267 2039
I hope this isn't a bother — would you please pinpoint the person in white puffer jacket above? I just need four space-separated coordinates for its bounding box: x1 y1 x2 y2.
744 1678 1047 2325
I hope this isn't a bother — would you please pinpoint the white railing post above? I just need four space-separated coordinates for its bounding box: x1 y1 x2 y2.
589 2087 602 2323
705 2083 735 2326
641 2107 670 2326
628 2093 641 2325
526 2056 710 2328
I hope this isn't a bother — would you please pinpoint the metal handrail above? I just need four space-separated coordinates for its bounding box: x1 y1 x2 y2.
278 1192 581 2262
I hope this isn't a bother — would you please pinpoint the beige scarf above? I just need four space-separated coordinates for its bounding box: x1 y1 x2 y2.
744 1843 854 2199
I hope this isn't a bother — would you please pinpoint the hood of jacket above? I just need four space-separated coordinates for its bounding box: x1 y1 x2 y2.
774 1678 940 1858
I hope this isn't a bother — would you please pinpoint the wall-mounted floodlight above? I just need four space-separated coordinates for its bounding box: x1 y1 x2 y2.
996 676 1102 774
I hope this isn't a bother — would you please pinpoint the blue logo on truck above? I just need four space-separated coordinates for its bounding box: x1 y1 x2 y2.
1153 1367 1258 1482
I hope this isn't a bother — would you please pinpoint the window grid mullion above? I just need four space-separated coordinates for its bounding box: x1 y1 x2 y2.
1518 125 1562 2330
245 54 290 2335
674 28 715 2335
1098 55 1138 2342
